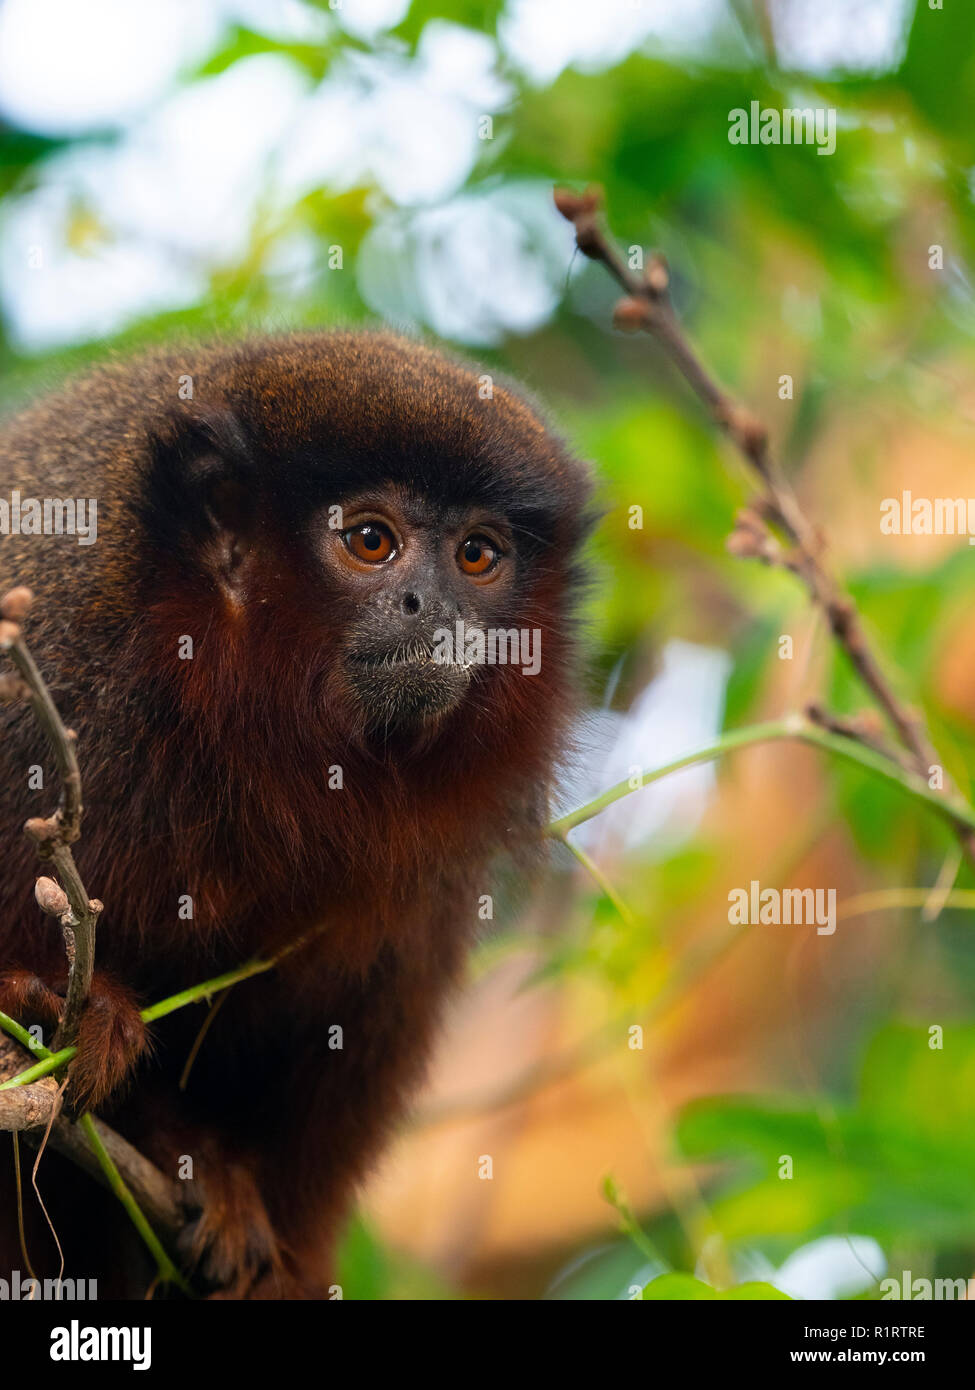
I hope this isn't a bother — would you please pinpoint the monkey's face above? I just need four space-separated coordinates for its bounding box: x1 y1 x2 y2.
320 485 516 737
145 333 593 760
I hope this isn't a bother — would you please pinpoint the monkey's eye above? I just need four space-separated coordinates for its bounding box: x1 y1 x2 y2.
343 523 396 564
457 534 500 577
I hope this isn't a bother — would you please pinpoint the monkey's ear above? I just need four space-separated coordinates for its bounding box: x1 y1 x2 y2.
148 407 257 598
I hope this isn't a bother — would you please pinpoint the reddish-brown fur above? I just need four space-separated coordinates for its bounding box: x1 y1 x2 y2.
0 331 592 1297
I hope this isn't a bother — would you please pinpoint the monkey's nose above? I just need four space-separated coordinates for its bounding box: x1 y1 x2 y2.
401 591 422 616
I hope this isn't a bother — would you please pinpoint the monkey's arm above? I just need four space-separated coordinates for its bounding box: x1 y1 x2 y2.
0 967 148 1115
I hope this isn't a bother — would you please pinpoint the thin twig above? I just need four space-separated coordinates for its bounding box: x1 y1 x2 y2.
78 1115 190 1295
0 1030 185 1246
0 928 328 1091
557 834 636 924
0 589 186 1290
0 587 100 1050
804 702 916 776
546 715 975 840
921 843 963 924
553 187 975 863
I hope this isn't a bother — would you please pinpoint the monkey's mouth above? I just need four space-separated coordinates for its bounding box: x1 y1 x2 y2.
344 641 471 732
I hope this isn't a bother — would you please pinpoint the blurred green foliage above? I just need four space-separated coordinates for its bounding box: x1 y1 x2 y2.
644 1273 791 1299
678 1024 975 1273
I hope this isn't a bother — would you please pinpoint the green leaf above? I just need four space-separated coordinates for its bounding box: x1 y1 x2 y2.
642 1274 790 1300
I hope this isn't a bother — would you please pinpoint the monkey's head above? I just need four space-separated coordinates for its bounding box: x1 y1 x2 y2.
142 332 594 761
0 330 595 907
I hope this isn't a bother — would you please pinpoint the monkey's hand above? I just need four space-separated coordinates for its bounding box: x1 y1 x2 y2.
176 1146 289 1299
0 968 148 1115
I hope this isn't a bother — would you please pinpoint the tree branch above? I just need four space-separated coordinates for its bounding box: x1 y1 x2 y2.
0 1031 184 1245
0 588 190 1291
0 587 99 1050
553 187 974 861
